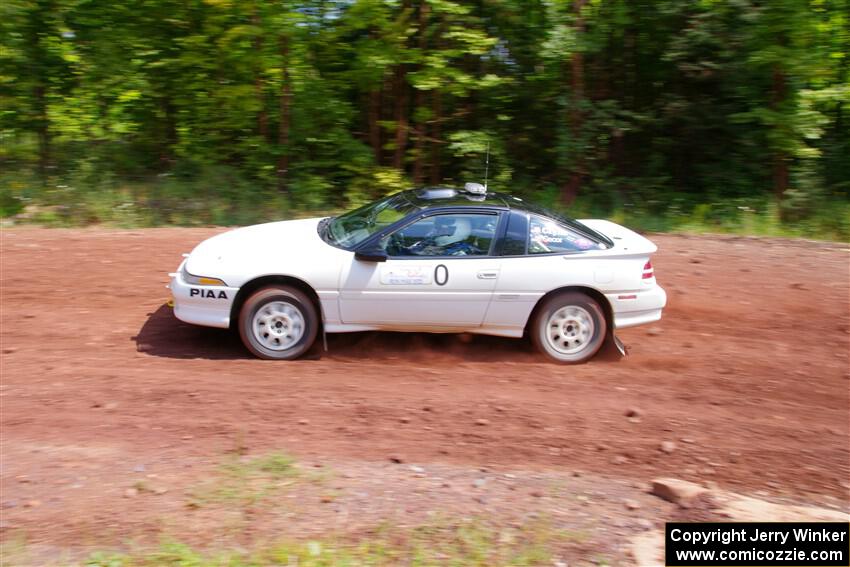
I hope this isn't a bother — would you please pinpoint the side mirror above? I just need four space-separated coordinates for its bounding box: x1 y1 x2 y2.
354 245 388 263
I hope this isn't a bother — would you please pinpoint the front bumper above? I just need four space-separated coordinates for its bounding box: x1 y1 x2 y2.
607 284 667 329
169 260 239 329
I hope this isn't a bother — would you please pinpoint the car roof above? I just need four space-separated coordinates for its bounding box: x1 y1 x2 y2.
401 187 518 211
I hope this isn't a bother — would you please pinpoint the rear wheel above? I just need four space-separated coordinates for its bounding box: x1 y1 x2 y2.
531 292 607 364
238 286 318 360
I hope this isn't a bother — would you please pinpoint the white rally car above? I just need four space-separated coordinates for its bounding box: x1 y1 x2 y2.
169 184 666 363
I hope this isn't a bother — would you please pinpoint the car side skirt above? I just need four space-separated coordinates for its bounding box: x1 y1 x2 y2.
323 322 524 338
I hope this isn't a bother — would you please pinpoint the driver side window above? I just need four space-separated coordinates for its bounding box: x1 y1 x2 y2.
382 213 498 257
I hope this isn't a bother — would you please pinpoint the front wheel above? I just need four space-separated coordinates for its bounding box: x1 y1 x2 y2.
238 286 318 360
531 292 607 364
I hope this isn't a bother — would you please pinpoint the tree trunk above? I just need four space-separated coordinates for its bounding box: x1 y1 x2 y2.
562 0 587 204
368 88 381 163
34 84 49 180
429 15 446 185
277 34 291 193
430 89 442 184
412 2 429 184
412 85 426 184
26 2 51 181
771 65 788 199
162 95 178 167
253 5 268 140
392 63 409 171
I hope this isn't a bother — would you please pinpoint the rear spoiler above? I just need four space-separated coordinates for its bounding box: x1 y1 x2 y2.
578 219 658 255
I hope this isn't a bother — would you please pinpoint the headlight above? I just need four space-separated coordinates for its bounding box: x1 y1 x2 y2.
181 263 227 286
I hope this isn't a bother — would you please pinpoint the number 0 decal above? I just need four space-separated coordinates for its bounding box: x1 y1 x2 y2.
434 264 449 286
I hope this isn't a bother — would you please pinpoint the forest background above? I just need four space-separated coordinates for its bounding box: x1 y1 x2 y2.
2 0 848 239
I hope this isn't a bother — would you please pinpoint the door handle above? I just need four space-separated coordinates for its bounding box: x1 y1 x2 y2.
477 271 498 279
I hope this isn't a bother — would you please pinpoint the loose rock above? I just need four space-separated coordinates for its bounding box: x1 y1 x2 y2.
650 478 707 506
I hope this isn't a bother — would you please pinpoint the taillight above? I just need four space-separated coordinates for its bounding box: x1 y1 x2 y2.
642 260 654 279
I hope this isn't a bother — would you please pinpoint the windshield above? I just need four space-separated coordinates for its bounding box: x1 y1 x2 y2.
326 193 420 249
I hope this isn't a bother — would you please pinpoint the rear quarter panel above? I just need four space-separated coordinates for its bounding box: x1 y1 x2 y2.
483 253 648 330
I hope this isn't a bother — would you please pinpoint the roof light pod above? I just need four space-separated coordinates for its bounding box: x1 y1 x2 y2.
464 182 487 195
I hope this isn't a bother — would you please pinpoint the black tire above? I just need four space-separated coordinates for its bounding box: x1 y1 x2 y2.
238 286 318 360
530 291 607 364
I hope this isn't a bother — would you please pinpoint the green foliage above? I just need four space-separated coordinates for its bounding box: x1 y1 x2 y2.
0 0 847 239
186 452 299 508
345 166 412 207
82 519 564 567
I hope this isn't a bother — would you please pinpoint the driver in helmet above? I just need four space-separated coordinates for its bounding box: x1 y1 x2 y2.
408 216 481 256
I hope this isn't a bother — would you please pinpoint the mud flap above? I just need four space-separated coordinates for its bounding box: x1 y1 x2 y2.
320 308 328 352
612 333 627 357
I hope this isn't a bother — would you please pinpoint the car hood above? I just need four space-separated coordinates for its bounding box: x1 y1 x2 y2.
185 217 334 282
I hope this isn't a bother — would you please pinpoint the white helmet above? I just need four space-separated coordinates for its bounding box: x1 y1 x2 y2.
434 217 472 246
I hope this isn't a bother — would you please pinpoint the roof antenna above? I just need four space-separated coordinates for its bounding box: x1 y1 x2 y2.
464 141 490 196
483 140 490 190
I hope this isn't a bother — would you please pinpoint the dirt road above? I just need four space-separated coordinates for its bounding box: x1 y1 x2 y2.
1 227 848 558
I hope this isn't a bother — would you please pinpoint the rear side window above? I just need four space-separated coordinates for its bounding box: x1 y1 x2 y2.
528 214 603 254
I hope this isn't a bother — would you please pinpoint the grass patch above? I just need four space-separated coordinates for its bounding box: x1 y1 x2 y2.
80 518 576 567
2 168 848 241
186 452 299 509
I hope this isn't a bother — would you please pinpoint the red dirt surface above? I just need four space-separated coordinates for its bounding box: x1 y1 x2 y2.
1 227 848 556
